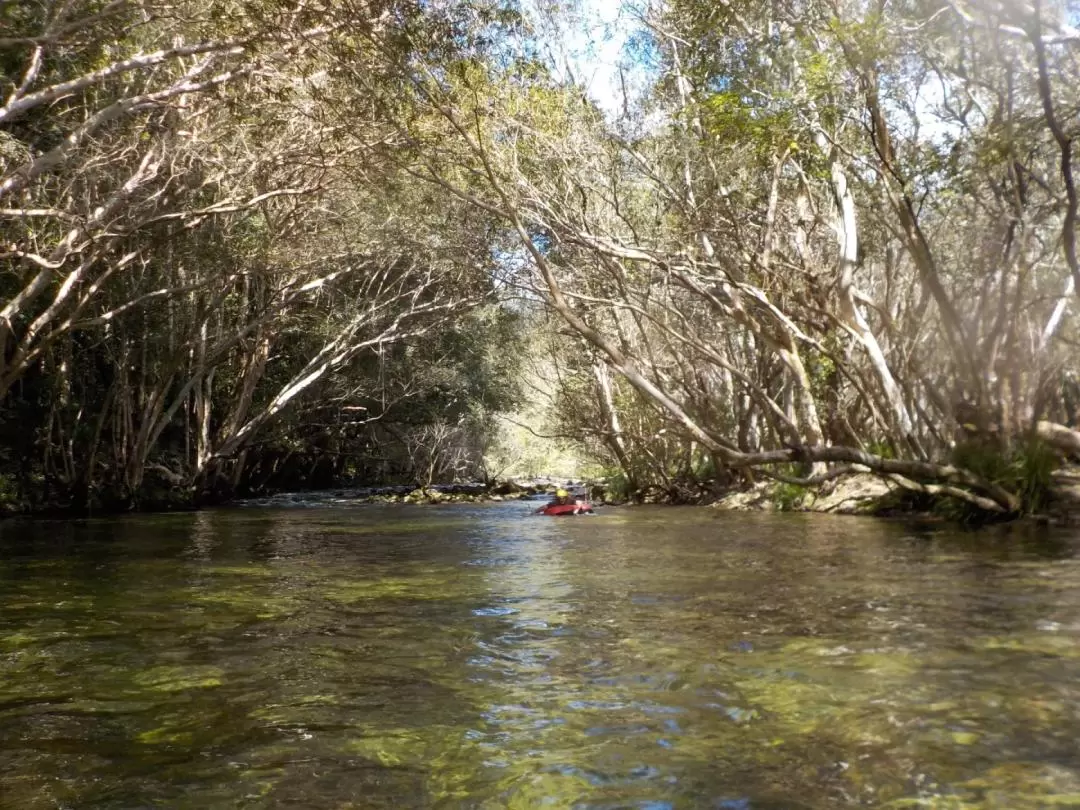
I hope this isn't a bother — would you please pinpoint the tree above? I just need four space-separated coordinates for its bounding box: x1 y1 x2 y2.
0 0 521 509
334 0 1080 513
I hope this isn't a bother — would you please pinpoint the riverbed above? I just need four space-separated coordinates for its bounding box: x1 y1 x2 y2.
2 502 1080 808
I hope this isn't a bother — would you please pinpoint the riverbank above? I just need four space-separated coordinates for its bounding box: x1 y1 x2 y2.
0 479 574 519
7 466 1080 526
710 467 1080 526
238 481 550 508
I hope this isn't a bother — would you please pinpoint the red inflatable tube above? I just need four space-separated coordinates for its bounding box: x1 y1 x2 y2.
539 502 594 516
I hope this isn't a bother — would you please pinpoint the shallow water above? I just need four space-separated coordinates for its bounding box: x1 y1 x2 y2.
2 503 1080 809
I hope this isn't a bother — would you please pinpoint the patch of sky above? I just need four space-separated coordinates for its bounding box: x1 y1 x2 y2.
519 0 659 120
531 232 552 254
489 242 543 310
705 75 733 93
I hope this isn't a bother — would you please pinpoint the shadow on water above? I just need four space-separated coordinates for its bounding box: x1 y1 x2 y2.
3 503 1080 808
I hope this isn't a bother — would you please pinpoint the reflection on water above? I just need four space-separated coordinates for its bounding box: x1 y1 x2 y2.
3 505 1080 808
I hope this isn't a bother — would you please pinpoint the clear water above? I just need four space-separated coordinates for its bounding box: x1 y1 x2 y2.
3 503 1080 808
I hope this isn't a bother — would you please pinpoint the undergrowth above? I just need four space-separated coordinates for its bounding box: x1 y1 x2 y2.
942 437 1058 522
774 481 810 512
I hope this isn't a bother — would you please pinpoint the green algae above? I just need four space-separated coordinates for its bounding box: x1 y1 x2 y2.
198 564 279 578
192 590 302 619
323 516 472 535
344 729 432 766
138 725 197 745
2 630 43 649
949 731 980 746
978 634 1080 657
887 763 1080 808
132 665 224 692
324 578 417 602
323 569 476 604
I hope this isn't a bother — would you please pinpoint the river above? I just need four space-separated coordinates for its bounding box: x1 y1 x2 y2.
2 501 1080 808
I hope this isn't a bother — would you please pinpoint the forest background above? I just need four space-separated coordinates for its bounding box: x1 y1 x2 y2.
2 0 1080 517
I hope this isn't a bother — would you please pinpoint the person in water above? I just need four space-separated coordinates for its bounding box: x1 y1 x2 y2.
537 488 584 513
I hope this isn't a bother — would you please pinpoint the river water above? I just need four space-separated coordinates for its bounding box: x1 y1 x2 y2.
2 502 1080 809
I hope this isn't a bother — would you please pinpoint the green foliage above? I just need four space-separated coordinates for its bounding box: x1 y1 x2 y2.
6 0 1080 524
949 437 1058 519
700 91 797 157
866 438 897 460
1016 440 1059 515
802 49 839 100
0 0 534 507
773 479 809 512
691 452 716 481
600 468 633 502
825 14 892 64
0 472 23 514
807 349 838 402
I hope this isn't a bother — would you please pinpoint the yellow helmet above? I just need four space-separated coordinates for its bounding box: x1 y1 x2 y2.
556 488 569 497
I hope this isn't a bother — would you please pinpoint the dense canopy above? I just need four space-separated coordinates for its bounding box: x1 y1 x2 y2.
2 0 1079 514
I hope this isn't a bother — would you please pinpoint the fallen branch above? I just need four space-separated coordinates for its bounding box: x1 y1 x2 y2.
730 445 1021 513
1036 420 1080 457
757 464 868 487
884 474 1006 513
757 460 1010 514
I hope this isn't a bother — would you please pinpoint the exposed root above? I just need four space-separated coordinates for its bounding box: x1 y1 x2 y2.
883 474 1006 513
